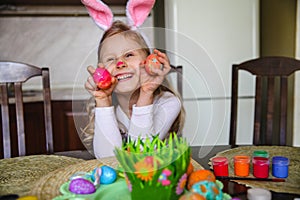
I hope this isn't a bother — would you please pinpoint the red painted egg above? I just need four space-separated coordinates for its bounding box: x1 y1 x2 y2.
145 54 163 75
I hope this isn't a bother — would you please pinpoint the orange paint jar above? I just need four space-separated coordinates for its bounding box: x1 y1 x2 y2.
234 155 250 176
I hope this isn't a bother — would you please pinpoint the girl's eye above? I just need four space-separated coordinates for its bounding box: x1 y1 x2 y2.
106 58 115 62
103 58 115 67
125 53 134 58
105 58 114 64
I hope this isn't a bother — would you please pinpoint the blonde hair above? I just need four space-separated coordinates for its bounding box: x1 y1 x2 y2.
81 20 185 149
98 20 150 62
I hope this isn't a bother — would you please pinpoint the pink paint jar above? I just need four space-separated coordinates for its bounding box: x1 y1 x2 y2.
252 157 269 178
212 157 229 176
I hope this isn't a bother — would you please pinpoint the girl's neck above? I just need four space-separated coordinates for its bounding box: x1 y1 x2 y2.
116 90 139 117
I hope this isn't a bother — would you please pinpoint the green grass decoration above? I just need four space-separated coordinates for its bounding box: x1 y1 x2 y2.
114 133 190 200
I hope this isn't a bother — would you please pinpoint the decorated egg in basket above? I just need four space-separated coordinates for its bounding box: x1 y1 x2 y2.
92 165 117 185
69 178 96 194
191 180 223 200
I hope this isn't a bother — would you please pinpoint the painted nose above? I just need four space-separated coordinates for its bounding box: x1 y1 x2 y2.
116 61 126 69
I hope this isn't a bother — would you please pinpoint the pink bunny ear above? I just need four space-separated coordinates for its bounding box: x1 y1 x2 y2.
81 0 113 30
126 0 156 28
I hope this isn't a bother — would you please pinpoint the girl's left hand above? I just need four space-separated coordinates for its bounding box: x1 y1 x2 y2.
139 49 171 94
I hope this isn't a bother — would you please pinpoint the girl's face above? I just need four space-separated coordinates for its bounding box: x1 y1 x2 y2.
99 34 147 94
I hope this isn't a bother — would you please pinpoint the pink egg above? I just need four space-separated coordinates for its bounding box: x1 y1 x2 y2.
93 68 112 89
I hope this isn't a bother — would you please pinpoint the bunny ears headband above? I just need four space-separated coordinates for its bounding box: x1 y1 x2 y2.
81 0 156 31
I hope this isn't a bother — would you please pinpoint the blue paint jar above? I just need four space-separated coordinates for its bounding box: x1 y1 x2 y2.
272 156 289 178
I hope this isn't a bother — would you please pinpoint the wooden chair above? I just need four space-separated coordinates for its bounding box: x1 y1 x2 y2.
0 61 53 158
170 65 183 96
229 56 300 147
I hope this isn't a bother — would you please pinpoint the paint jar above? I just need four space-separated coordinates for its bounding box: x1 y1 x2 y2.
247 188 271 200
272 156 289 178
234 155 250 177
211 157 229 176
253 150 269 158
252 157 269 178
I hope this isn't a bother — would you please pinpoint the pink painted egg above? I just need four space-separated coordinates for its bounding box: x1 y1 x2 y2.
93 68 112 89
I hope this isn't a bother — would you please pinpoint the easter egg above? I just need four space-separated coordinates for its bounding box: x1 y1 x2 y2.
191 180 223 200
179 192 205 200
69 178 96 194
186 160 194 176
93 67 112 89
100 165 117 184
187 169 216 190
17 196 38 200
145 54 163 75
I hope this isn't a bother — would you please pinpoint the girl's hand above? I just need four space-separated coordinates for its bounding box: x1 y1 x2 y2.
137 49 171 106
140 49 171 93
85 63 117 107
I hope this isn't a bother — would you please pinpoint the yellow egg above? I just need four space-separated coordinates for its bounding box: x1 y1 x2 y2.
17 196 38 200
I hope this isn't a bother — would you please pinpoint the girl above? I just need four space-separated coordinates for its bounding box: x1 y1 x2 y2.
81 0 184 158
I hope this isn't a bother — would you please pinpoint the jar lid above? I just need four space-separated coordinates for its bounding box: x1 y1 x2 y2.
212 157 228 165
272 156 289 165
234 155 250 163
247 188 271 200
253 150 269 158
252 157 269 165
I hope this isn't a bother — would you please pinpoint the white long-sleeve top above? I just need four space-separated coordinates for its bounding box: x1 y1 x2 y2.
93 91 181 158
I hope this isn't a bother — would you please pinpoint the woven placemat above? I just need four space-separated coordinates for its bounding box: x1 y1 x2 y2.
30 157 203 200
0 155 84 196
209 146 300 194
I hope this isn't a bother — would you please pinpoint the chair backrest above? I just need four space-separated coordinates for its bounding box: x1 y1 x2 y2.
229 56 300 147
0 61 53 158
169 65 183 96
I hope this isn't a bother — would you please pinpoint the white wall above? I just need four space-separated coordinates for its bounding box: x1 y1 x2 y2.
0 17 100 90
0 14 153 91
164 0 259 146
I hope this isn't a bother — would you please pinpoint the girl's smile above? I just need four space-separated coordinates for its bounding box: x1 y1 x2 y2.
115 72 134 81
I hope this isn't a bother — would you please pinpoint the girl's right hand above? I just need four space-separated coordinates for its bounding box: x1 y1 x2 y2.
85 64 117 107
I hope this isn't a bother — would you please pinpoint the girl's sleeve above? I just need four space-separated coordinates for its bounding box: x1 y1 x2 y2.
93 106 122 158
128 93 181 140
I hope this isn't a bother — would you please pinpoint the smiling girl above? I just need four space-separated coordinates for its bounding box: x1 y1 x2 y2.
83 20 184 158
